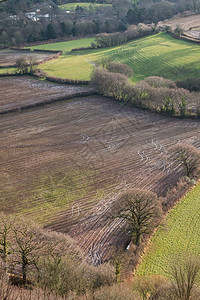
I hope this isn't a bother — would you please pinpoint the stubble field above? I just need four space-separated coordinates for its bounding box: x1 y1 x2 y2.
1 77 200 262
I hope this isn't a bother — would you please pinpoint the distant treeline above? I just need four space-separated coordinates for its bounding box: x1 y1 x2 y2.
93 23 157 48
1 0 200 47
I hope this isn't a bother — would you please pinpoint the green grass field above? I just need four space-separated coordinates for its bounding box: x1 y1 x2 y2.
0 68 16 74
137 182 200 277
59 2 112 11
39 33 200 82
40 55 94 80
29 37 95 52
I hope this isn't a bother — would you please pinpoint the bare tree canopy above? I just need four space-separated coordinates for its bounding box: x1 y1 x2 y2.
152 256 200 300
172 144 200 178
113 189 162 246
106 62 133 77
0 214 15 268
11 222 44 285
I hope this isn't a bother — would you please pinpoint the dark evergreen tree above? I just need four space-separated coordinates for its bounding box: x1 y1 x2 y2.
46 23 56 39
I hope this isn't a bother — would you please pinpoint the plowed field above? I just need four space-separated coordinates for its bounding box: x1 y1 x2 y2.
1 87 200 262
0 50 55 67
0 77 94 113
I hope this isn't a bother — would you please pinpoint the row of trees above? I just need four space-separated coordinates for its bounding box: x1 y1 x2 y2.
0 16 105 47
93 23 156 48
1 255 200 299
126 0 200 25
91 66 193 117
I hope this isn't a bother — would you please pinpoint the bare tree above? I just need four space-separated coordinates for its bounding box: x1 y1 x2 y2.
172 144 200 178
0 214 15 270
161 256 200 300
28 56 37 74
11 222 44 285
15 58 28 74
113 189 162 246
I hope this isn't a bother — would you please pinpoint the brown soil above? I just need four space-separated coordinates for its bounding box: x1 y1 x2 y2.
0 50 55 67
1 89 200 262
159 14 200 31
0 77 94 113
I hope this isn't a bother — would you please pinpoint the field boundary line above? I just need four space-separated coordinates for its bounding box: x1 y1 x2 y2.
0 90 97 115
133 179 200 277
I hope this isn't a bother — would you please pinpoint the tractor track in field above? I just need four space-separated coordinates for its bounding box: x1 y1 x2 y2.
1 80 200 263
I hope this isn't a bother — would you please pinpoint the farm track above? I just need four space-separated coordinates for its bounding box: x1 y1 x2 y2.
1 85 200 262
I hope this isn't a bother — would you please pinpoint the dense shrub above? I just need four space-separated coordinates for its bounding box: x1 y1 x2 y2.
78 283 140 300
176 77 200 92
106 62 133 77
91 68 189 117
161 176 192 212
37 258 115 296
144 76 177 89
0 215 115 297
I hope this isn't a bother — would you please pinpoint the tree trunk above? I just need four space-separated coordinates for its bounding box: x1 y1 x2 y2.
135 232 141 247
22 266 27 285
22 255 27 285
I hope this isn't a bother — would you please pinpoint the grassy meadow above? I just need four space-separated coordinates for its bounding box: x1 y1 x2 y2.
137 182 200 277
39 33 200 82
0 67 16 74
29 37 95 52
40 54 94 80
59 2 112 11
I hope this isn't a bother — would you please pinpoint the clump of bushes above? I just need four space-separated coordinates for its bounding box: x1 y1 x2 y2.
79 283 140 300
106 62 133 77
91 67 190 117
176 77 200 92
144 76 176 89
